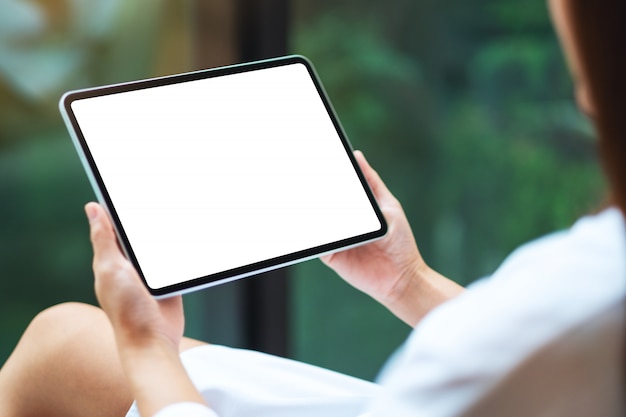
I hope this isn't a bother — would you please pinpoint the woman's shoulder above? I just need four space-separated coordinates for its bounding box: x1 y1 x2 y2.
373 208 626 416
458 207 626 340
398 207 626 376
484 207 626 297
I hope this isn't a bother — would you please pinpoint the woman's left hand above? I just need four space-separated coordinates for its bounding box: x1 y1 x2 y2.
86 202 207 416
86 202 184 352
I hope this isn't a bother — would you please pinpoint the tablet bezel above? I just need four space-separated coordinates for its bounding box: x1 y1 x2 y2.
59 55 387 297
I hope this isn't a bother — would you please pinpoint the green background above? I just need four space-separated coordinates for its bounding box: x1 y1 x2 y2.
0 0 604 382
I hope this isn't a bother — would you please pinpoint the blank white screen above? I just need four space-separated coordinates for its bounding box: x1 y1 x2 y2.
71 62 382 290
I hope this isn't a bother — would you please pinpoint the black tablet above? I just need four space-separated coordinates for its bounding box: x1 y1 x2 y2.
60 55 387 297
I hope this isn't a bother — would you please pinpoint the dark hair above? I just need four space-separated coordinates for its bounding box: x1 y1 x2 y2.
568 0 626 213
568 0 626 404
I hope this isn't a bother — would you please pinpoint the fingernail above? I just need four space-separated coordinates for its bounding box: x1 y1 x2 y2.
85 203 98 223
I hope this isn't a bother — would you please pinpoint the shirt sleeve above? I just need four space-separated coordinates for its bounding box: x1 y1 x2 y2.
153 402 218 417
367 210 626 416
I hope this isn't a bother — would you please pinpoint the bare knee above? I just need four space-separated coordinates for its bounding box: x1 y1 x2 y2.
22 303 103 355
8 302 107 367
29 302 106 333
0 302 130 417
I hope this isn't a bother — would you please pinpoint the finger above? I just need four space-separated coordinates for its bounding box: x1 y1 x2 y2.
85 202 125 265
354 150 395 204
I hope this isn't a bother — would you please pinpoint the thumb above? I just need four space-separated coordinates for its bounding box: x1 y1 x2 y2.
85 202 125 266
354 150 396 206
85 202 148 323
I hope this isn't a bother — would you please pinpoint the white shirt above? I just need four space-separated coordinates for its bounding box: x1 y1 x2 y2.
143 208 625 417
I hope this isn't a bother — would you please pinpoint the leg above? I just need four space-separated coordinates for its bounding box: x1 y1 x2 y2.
0 302 206 417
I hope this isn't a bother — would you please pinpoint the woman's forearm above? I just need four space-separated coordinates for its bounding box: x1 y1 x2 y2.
119 340 208 417
382 263 465 327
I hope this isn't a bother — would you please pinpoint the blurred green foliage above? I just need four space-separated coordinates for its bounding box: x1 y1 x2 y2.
0 0 177 362
290 0 605 380
0 0 605 383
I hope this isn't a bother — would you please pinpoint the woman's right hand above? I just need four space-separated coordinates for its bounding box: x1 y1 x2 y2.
322 151 464 326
